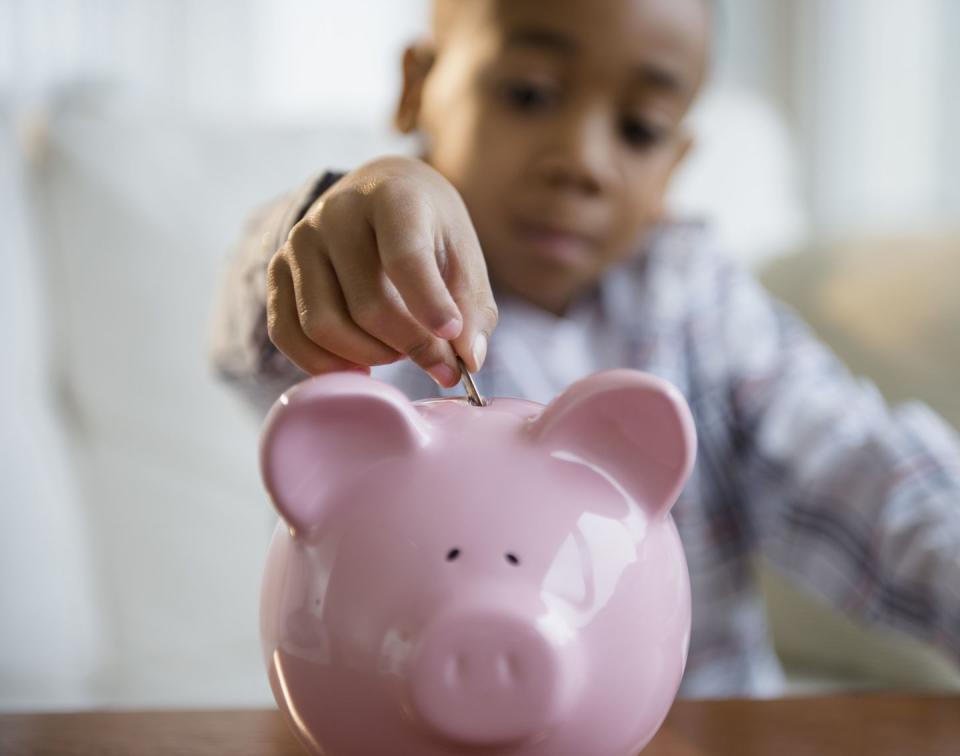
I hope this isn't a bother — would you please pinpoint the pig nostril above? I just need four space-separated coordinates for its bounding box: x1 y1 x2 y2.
446 548 461 562
505 553 520 566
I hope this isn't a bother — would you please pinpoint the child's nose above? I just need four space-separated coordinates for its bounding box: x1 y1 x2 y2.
536 108 617 196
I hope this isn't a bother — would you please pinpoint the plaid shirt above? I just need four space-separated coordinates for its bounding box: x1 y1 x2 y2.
209 171 960 698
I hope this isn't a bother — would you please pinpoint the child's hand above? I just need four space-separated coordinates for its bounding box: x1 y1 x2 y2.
266 156 498 387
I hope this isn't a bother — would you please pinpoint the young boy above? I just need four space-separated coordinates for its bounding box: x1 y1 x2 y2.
209 0 960 697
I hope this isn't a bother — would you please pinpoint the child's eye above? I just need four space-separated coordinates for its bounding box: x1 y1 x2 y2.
620 117 664 149
501 80 557 112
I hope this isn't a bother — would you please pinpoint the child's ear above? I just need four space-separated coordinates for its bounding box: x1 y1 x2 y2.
394 42 436 134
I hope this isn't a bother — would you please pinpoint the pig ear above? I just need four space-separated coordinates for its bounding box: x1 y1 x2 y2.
529 370 696 519
259 372 429 536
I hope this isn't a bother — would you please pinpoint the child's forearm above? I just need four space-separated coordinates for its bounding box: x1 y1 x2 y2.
207 172 343 415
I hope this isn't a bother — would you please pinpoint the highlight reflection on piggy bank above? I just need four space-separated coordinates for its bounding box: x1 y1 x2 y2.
259 369 696 756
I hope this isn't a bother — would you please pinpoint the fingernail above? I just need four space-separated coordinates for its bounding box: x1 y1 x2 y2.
472 333 487 371
435 316 462 340
427 362 457 387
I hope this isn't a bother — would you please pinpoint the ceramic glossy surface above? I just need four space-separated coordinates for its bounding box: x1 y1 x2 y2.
259 369 696 756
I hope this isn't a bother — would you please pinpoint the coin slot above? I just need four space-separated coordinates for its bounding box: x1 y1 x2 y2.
505 553 520 566
446 548 461 562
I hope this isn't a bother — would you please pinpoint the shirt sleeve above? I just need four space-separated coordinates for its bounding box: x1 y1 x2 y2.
721 256 960 663
206 171 345 417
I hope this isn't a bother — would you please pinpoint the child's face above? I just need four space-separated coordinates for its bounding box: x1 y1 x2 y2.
398 0 710 314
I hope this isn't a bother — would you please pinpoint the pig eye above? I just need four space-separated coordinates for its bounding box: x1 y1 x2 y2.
446 548 461 561
505 553 520 566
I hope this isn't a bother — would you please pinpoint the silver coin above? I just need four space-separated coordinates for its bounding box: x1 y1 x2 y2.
456 357 486 407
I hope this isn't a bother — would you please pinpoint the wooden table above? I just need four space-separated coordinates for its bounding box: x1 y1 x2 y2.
2 695 958 755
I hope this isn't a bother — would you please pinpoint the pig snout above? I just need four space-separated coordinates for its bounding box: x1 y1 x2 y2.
408 607 574 746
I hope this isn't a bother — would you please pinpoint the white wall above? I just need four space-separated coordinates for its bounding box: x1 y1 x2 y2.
790 0 954 237
0 0 428 124
941 0 960 220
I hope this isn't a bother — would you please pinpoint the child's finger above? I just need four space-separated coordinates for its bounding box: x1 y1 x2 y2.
285 239 401 366
325 235 461 387
266 253 370 376
443 228 499 373
371 194 463 341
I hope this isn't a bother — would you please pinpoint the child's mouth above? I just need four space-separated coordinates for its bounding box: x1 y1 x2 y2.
514 220 595 267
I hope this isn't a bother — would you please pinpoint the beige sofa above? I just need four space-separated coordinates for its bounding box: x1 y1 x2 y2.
758 233 960 693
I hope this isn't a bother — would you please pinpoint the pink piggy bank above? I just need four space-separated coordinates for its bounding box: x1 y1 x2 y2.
259 369 696 756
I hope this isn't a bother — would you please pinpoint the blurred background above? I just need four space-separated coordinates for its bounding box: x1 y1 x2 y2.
1 0 958 711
